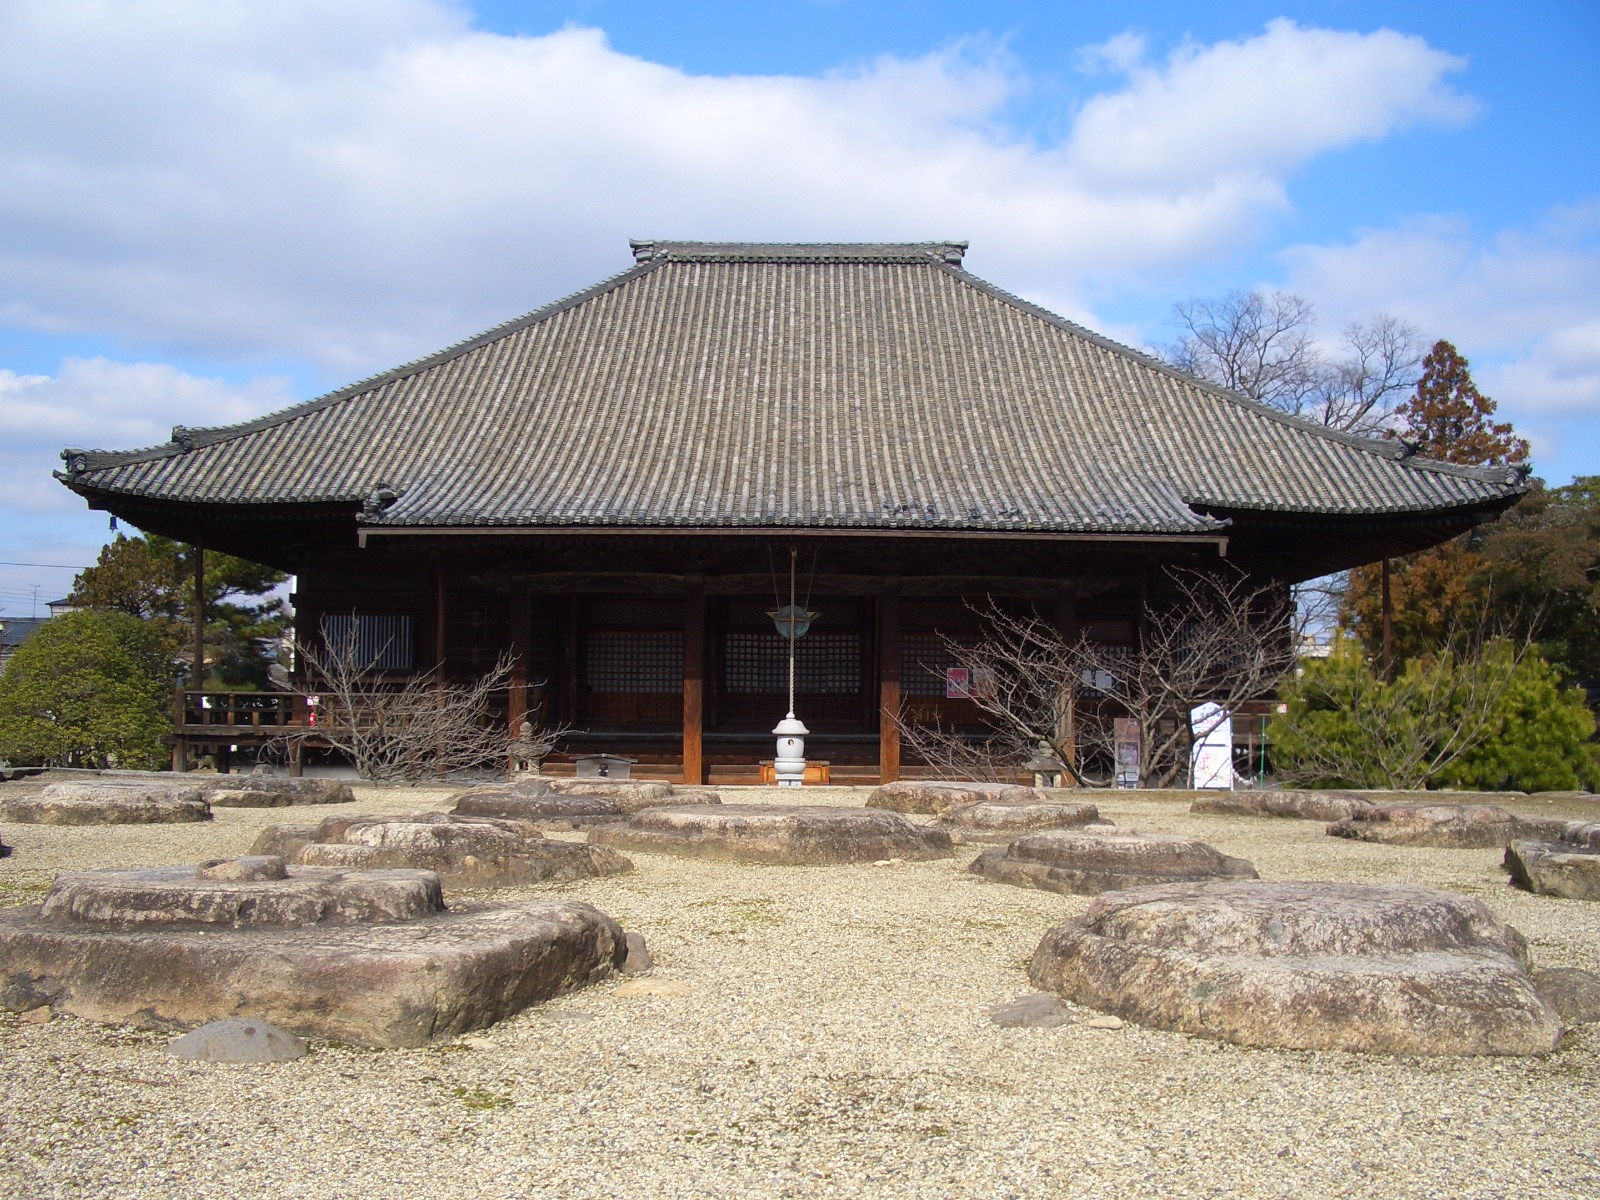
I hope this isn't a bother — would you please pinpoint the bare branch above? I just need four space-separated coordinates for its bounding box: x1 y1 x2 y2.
270 622 544 782
895 570 1295 788
1165 290 1327 415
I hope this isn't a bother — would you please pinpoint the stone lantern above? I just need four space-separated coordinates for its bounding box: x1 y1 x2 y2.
767 550 817 788
1023 742 1067 789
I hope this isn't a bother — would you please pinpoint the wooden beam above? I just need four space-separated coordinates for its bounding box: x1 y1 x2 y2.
683 576 706 786
878 578 901 784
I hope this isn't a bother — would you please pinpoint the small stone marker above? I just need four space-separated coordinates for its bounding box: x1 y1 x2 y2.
987 992 1073 1029
621 931 653 975
167 1018 307 1063
1030 880 1564 1055
865 780 1046 815
614 978 689 998
590 804 953 865
970 829 1257 896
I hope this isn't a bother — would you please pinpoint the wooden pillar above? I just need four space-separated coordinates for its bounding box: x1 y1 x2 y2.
171 683 188 773
191 544 205 689
508 585 531 732
1380 557 1393 680
1055 595 1079 775
878 578 901 784
562 594 581 724
683 576 705 786
433 563 447 780
433 563 448 675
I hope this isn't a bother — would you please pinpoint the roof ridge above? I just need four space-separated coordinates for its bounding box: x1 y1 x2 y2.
59 256 668 474
928 260 1527 488
630 240 969 265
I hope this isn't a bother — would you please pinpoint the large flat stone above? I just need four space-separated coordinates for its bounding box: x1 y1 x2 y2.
1192 790 1372 822
590 804 954 865
1327 804 1521 848
545 779 676 811
452 789 624 829
0 781 211 825
1505 841 1600 901
201 776 355 808
931 801 1107 841
1028 881 1563 1055
866 781 1046 815
259 812 631 888
971 830 1257 895
39 861 444 928
0 892 625 1047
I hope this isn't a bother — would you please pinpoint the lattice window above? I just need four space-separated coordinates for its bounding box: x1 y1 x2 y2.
320 614 414 671
901 632 977 697
724 633 861 695
584 631 683 694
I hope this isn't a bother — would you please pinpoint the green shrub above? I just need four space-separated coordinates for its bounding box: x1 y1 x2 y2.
1438 646 1599 792
0 610 172 770
1271 639 1598 792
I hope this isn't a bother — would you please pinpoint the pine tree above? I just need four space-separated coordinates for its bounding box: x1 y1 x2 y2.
69 534 289 687
1343 341 1527 663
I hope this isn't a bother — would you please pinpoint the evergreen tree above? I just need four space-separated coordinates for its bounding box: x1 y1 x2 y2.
69 533 289 687
0 610 171 769
1343 341 1528 663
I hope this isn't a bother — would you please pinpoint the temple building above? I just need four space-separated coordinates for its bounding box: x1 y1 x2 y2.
57 241 1528 783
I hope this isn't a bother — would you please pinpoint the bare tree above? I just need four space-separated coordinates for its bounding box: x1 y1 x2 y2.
1162 291 1422 435
889 707 1031 784
1165 291 1325 415
892 570 1297 787
1317 315 1424 435
271 627 561 782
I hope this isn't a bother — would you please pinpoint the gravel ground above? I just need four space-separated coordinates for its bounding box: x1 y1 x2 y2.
2 782 1598 1200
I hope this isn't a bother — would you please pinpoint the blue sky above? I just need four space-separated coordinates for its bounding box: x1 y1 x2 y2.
1 0 1596 615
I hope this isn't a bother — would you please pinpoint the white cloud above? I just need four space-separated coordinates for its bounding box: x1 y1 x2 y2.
1066 20 1474 189
0 360 296 512
0 3 1481 375
1279 204 1600 481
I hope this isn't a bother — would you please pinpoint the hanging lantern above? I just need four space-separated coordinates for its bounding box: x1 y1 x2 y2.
767 603 819 640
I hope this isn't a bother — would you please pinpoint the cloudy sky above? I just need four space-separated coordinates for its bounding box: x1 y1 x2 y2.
2 0 1596 615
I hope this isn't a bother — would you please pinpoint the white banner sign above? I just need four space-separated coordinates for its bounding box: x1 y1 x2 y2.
1190 702 1233 790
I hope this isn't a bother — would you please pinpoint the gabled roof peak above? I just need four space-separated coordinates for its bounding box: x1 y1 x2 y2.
628 239 968 266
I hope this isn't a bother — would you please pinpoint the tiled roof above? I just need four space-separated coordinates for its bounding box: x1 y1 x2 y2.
58 242 1527 536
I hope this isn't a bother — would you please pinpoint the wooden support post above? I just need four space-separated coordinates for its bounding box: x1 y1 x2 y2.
171 683 188 773
1056 596 1079 775
191 544 205 689
1380 556 1393 680
683 576 705 786
563 594 580 724
508 586 531 732
434 563 447 780
878 578 901 784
